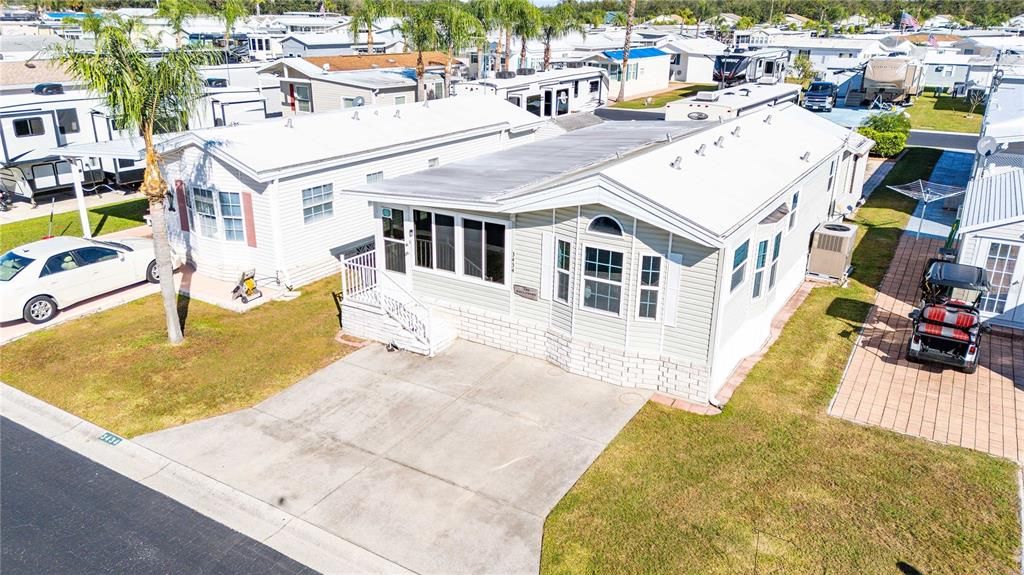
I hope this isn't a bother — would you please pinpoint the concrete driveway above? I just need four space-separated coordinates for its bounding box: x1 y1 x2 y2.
137 340 650 574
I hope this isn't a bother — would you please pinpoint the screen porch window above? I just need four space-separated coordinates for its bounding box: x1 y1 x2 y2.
769 232 782 289
461 219 505 284
730 240 749 292
301 184 333 224
638 255 662 319
752 240 769 298
414 210 433 268
556 239 571 302
979 242 1020 314
583 247 623 314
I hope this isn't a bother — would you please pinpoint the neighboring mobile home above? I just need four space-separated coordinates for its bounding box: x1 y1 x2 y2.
663 37 726 83
338 103 873 403
56 98 550 287
583 48 670 100
453 66 608 117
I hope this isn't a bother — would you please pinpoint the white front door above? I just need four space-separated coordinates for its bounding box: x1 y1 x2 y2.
977 239 1024 325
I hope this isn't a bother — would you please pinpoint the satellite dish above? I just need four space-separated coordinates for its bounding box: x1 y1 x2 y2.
352 96 365 107
977 135 999 157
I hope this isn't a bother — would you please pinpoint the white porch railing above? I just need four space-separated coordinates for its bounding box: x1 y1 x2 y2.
341 250 434 349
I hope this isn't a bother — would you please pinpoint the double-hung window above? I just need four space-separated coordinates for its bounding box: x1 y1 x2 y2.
582 247 623 314
191 187 218 238
769 232 782 289
752 240 769 298
730 240 749 292
637 255 662 319
218 191 244 241
366 171 384 184
301 184 333 224
789 191 800 230
555 239 571 302
294 84 311 112
462 218 505 284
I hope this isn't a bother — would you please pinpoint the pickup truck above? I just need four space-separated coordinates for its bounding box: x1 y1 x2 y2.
802 81 839 112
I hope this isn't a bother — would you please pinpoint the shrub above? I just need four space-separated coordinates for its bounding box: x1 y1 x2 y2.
858 127 907 157
862 111 911 135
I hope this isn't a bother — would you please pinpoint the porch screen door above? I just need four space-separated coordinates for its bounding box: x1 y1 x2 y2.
382 208 407 274
978 241 1022 321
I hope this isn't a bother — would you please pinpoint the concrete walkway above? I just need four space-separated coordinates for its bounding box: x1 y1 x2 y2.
0 189 139 225
905 150 973 240
135 341 650 574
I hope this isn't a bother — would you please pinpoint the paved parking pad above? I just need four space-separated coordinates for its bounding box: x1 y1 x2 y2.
137 340 650 574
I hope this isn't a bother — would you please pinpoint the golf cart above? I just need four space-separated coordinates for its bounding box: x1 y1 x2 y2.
907 260 991 374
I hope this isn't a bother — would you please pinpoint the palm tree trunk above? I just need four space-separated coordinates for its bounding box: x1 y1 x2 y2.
141 133 184 345
519 36 527 70
543 38 551 71
503 29 511 71
367 27 374 53
476 45 484 78
416 50 426 101
444 46 453 98
617 0 637 102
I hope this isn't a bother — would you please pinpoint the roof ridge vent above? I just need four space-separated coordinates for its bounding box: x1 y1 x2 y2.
696 144 706 156
714 136 725 148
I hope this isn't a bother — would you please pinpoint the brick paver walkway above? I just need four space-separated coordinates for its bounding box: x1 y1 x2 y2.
830 234 1024 462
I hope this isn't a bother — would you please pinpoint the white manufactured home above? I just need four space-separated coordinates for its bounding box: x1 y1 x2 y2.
58 98 551 287
453 66 609 117
583 48 670 100
338 104 873 403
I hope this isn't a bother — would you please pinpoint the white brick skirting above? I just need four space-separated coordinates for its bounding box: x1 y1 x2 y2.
347 299 710 403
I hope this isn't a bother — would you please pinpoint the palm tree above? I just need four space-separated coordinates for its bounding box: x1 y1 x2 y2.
157 0 207 48
539 3 584 71
53 18 212 345
615 0 636 102
493 0 522 72
692 0 714 37
467 0 496 77
433 1 484 96
349 0 394 54
581 9 604 28
220 0 247 65
512 1 540 71
393 2 439 101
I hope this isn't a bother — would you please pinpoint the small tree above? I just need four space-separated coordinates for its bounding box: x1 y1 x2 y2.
792 53 815 84
54 18 212 344
966 89 986 117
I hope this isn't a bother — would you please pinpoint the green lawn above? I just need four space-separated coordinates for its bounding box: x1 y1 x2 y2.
0 197 149 253
0 277 354 438
541 148 1019 574
907 92 985 133
612 83 717 109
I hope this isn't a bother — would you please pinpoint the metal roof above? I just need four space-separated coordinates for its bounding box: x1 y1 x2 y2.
345 121 704 204
959 168 1024 233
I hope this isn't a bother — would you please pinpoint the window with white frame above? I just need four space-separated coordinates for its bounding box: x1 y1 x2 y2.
582 247 623 314
637 255 662 319
462 218 505 284
751 239 769 298
769 231 782 289
555 239 572 302
788 191 800 230
301 184 333 224
730 240 749 292
190 187 219 238
219 191 244 241
294 84 311 112
366 171 384 184
395 95 406 105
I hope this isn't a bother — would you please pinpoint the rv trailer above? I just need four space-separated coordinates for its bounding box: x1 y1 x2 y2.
713 47 790 87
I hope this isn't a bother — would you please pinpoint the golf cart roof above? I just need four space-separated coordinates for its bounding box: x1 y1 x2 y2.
925 261 990 291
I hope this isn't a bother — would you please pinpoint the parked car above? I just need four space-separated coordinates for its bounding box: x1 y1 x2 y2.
803 81 839 112
907 260 991 374
0 236 181 324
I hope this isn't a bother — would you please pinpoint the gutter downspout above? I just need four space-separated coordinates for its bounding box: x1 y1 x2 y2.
267 177 293 287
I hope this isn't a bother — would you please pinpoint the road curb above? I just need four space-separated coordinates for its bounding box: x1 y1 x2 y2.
0 383 412 575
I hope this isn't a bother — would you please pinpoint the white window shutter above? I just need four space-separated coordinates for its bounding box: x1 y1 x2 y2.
540 232 554 300
663 253 683 327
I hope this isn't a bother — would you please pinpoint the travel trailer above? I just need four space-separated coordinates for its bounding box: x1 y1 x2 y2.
849 55 925 105
453 66 609 117
665 80 799 122
713 47 790 87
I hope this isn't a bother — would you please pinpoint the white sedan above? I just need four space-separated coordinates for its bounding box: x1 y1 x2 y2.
0 236 180 324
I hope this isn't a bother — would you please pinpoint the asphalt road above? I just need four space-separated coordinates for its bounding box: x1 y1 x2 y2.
907 129 980 152
0 417 318 575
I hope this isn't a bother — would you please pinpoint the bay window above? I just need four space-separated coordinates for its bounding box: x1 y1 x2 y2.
583 247 623 314
730 240 749 292
752 239 768 298
769 232 782 289
789 191 800 230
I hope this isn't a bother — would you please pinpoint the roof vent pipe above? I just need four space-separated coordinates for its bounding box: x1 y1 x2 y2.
666 132 673 142
696 144 706 156
714 136 725 148
800 151 811 161
764 114 772 124
669 156 682 170
352 111 360 120
394 110 401 118
731 126 741 137
285 118 294 128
